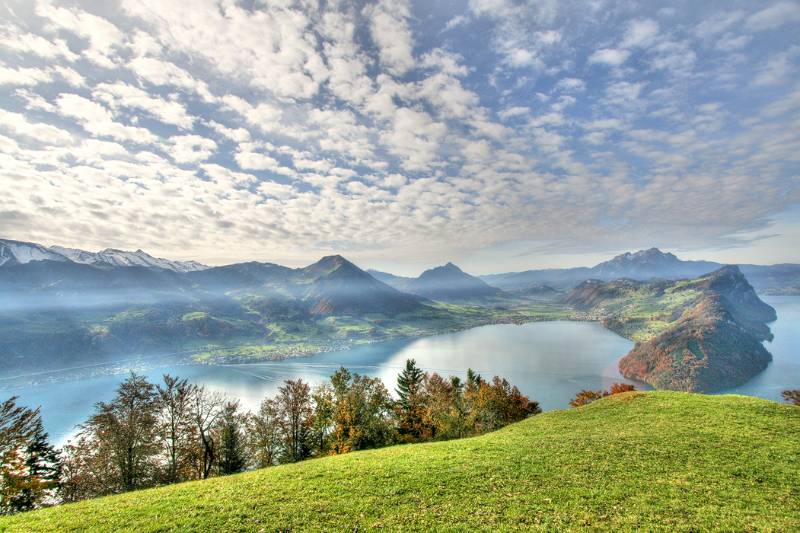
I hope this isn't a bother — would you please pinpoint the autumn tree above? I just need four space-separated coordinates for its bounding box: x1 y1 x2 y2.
570 383 637 408
248 398 283 468
782 390 800 406
80 373 160 492
310 383 335 455
276 379 313 462
330 368 395 454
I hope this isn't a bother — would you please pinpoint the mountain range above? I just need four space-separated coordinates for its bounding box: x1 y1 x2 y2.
0 238 207 272
481 247 800 295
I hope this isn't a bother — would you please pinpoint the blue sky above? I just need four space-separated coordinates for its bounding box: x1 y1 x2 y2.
0 0 798 275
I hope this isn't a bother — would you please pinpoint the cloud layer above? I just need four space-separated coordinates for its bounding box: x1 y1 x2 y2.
0 0 798 272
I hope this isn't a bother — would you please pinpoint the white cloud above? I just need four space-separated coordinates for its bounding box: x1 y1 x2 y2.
366 0 416 76
0 65 52 86
0 108 73 144
56 93 157 143
127 56 214 102
0 24 78 61
168 134 217 164
621 19 659 48
745 2 800 31
588 48 630 66
93 82 195 129
35 2 124 68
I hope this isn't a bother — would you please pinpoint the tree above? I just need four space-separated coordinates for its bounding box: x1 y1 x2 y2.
331 368 395 453
395 359 427 441
0 399 60 514
248 398 283 468
191 387 225 479
216 401 247 475
310 383 335 456
275 380 313 462
156 375 197 483
782 390 800 406
80 373 160 492
570 383 637 408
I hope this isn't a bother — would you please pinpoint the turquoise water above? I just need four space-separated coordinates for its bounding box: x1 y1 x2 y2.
4 296 798 445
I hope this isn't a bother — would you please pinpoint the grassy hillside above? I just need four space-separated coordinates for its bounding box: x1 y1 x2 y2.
3 392 798 531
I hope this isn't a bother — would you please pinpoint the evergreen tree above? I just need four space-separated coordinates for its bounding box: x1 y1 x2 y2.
395 359 427 440
217 401 246 475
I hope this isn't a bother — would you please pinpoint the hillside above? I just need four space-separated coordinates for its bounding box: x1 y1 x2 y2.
566 266 777 392
3 392 798 531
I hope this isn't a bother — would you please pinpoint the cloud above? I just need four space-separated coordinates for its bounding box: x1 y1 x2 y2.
366 0 416 76
621 19 659 48
745 2 800 31
55 93 157 143
0 108 73 144
0 66 52 86
35 2 124 67
588 48 630 66
168 134 217 164
0 0 797 271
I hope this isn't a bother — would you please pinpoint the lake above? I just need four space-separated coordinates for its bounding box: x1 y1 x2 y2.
3 295 798 445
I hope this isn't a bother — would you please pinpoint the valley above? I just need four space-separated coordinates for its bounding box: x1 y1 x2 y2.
0 239 794 398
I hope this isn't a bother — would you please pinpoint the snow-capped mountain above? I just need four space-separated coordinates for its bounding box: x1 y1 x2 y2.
0 239 69 267
1 239 208 273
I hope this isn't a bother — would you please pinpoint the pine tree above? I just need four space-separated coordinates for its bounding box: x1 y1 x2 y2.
16 419 61 512
217 401 246 475
395 359 426 440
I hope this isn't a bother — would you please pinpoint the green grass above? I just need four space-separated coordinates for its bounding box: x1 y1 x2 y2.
4 392 798 531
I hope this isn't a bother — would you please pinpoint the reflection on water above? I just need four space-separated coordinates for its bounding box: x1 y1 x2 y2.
5 296 798 446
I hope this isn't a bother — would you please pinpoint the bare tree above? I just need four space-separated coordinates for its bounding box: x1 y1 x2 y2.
156 375 197 483
191 387 225 479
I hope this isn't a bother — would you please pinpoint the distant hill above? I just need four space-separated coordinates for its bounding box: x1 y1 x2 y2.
6 392 798 531
482 247 800 294
566 266 777 392
370 262 502 302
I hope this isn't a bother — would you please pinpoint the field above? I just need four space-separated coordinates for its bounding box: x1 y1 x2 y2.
3 392 798 531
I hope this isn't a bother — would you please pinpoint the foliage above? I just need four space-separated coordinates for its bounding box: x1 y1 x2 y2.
782 389 800 406
0 400 60 515
570 383 637 408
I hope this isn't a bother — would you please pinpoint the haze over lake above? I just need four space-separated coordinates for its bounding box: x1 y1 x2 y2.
4 295 798 445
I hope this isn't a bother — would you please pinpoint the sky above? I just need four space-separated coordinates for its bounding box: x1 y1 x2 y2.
0 0 798 276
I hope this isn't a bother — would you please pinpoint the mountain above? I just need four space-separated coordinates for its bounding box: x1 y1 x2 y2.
590 247 718 280
0 238 207 273
566 266 776 392
301 256 421 315
482 247 800 294
0 239 69 267
370 263 502 302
